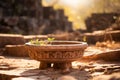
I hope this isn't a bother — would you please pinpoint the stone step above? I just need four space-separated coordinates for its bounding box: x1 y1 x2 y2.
0 34 25 48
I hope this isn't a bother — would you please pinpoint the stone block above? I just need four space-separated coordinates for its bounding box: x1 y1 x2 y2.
0 34 25 48
4 45 28 57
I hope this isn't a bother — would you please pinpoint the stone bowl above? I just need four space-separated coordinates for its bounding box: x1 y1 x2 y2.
26 41 88 70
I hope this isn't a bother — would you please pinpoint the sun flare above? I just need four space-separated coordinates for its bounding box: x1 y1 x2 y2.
43 0 94 30
59 0 92 8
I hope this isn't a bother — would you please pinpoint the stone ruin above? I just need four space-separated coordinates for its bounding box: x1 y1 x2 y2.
0 0 73 35
85 13 120 32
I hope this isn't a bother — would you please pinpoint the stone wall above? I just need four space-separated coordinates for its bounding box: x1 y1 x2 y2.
0 0 73 35
85 13 120 32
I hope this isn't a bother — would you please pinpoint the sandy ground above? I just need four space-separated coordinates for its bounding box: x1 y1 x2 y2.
0 55 120 80
0 44 120 80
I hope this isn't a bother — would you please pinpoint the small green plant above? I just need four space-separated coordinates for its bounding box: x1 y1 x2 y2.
47 37 55 44
30 38 55 46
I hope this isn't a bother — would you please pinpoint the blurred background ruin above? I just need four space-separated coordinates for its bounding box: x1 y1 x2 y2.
0 0 120 35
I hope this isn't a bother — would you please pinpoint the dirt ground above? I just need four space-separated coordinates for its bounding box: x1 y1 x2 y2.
0 44 120 80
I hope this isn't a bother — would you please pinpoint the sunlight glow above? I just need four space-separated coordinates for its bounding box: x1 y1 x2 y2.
43 0 94 30
59 0 92 9
60 0 79 8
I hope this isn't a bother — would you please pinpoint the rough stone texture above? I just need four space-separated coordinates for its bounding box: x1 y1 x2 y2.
4 45 28 57
0 44 120 80
92 73 120 80
47 30 120 44
0 55 91 80
82 47 120 61
26 41 87 71
85 13 120 32
0 34 25 48
0 55 120 80
83 30 120 44
0 0 73 35
0 56 40 80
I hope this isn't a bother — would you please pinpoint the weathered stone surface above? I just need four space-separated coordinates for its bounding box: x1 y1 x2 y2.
0 0 73 35
0 68 90 80
0 53 120 80
12 76 51 80
47 30 120 44
84 30 120 44
92 73 120 80
0 56 40 80
0 55 90 80
82 48 120 61
85 13 120 32
26 41 87 71
4 45 28 57
0 34 25 48
57 76 77 80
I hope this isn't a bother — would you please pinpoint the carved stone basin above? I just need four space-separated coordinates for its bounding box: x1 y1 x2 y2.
26 41 88 71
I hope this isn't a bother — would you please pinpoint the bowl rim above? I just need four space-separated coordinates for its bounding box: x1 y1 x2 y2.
25 40 88 51
25 40 88 47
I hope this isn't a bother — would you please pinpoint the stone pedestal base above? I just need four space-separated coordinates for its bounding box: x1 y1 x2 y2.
39 62 51 69
39 61 72 72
